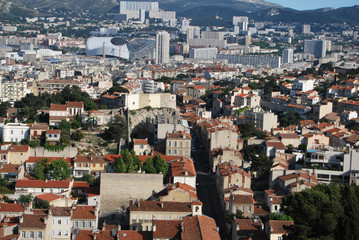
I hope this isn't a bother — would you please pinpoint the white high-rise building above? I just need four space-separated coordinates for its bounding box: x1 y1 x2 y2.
282 49 294 64
302 24 311 34
119 1 159 11
233 16 248 26
155 31 170 64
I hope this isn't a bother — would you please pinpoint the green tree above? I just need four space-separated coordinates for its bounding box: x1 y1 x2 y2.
281 184 359 240
71 130 84 141
101 116 127 143
114 158 127 173
29 139 41 148
0 102 11 117
153 155 168 177
47 159 71 180
80 173 94 186
59 120 71 135
142 157 157 173
19 194 32 205
33 159 49 180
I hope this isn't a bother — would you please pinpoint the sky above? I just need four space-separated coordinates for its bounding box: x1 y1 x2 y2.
268 0 359 10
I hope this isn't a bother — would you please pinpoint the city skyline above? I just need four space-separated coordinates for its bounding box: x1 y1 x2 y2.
268 0 358 10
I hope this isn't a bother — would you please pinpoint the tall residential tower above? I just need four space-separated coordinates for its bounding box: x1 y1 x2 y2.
155 31 170 64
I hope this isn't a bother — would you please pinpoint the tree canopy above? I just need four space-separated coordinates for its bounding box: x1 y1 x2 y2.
282 184 359 240
101 116 127 143
14 86 98 121
33 159 71 180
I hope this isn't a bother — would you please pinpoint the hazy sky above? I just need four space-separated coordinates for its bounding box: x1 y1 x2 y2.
268 0 358 10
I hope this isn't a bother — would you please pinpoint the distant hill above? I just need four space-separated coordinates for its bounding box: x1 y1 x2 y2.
179 5 359 26
0 0 358 26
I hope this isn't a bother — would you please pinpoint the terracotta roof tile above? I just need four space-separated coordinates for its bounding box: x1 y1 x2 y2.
153 220 181 239
15 180 70 189
268 220 294 234
71 206 96 220
181 216 220 240
8 145 29 152
0 203 24 213
129 200 194 213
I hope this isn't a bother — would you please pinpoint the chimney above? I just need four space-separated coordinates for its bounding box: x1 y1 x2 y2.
185 171 188 176
117 225 121 231
161 202 164 208
153 225 156 232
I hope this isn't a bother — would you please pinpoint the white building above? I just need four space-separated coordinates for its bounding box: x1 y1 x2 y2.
2 123 30 143
302 24 311 34
155 31 170 64
290 76 315 96
189 48 217 60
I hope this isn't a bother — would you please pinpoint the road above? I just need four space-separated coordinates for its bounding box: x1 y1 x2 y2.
191 131 229 240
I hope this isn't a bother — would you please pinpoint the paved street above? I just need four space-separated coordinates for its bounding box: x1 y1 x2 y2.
191 131 229 240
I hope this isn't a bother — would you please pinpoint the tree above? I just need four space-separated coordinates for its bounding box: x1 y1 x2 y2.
47 159 72 180
142 157 157 173
80 173 94 186
153 155 168 177
113 149 141 173
101 116 127 143
71 130 84 141
59 120 71 135
282 184 359 240
33 159 49 180
19 194 32 205
0 102 11 117
29 139 41 148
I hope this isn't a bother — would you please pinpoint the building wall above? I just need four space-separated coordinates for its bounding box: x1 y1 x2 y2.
173 176 196 189
166 138 191 158
8 151 30 164
100 173 164 215
49 215 71 240
130 210 190 231
3 124 30 143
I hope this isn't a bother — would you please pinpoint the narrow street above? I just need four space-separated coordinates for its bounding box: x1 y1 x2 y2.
191 131 229 240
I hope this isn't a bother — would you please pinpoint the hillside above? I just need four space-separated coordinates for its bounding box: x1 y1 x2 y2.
178 5 359 26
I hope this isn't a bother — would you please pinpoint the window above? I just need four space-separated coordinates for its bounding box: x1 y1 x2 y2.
21 231 26 238
89 221 93 228
248 206 252 212
278 237 282 240
93 164 96 167
58 219 62 225
38 232 43 239
174 150 177 155
275 206 278 211
11 130 13 134
74 221 78 227
58 230 61 236
180 142 183 147
30 231 34 239
175 141 177 147
52 219 55 224
140 145 144 149
168 141 171 147
64 230 69 236
65 219 68 225
241 206 244 212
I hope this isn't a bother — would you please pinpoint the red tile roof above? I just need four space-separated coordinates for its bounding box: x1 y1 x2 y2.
26 157 72 165
181 215 220 240
74 156 106 163
0 203 24 213
71 205 96 220
20 213 47 229
15 180 71 189
226 194 254 204
66 102 84 108
153 220 181 239
50 104 67 111
0 164 21 173
35 193 63 202
170 157 196 177
8 145 29 152
129 200 194 213
235 219 262 231
166 131 191 139
133 139 148 145
46 129 61 135
73 181 89 189
74 230 114 240
268 220 294 234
